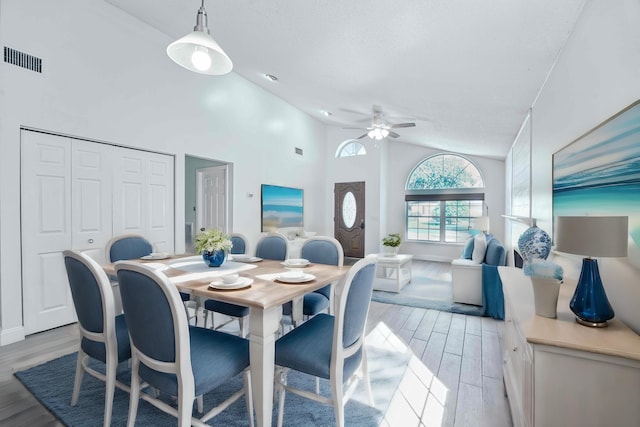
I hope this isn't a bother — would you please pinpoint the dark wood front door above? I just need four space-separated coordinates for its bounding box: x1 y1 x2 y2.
334 181 365 258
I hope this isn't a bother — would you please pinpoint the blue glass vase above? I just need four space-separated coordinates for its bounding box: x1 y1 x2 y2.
202 250 227 267
569 258 614 327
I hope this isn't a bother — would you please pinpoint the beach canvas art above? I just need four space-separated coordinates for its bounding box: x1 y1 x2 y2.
553 100 640 265
261 184 304 231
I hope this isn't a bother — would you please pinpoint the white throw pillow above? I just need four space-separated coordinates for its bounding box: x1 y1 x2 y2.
471 233 487 264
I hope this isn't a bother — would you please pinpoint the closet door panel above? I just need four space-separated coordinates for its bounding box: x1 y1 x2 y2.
113 147 145 236
146 152 174 252
71 140 113 264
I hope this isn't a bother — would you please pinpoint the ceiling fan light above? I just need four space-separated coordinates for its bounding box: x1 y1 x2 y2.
166 1 232 75
381 128 390 138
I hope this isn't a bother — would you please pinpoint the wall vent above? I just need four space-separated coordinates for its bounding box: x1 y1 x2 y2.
4 46 42 73
295 147 303 156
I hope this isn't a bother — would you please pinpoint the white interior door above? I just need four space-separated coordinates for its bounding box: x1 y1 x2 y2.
145 152 174 252
21 130 76 334
196 166 227 233
112 147 145 236
71 139 113 264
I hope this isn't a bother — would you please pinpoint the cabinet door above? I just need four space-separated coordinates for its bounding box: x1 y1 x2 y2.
21 130 76 334
71 139 113 264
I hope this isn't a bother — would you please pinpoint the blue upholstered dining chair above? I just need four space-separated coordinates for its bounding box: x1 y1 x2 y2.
115 261 254 427
254 232 289 261
63 250 131 427
203 232 251 336
106 234 195 322
274 256 377 427
283 236 344 319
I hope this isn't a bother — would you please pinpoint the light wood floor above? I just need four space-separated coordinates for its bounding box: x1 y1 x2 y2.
0 261 512 426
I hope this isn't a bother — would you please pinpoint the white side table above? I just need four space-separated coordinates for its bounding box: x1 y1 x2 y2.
372 254 413 292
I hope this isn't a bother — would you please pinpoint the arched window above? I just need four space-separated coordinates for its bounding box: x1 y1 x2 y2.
405 154 485 243
335 140 366 158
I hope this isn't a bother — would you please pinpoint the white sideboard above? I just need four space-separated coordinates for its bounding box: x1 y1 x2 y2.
499 267 640 427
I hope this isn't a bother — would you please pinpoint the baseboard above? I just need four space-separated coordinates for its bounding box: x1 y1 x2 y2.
0 325 25 346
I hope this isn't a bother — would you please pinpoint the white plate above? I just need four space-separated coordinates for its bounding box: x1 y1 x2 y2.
230 255 263 263
275 273 315 284
209 277 253 290
140 253 170 260
282 258 310 267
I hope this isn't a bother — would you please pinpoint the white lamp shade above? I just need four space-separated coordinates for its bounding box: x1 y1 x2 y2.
554 216 628 258
472 216 490 232
167 31 232 75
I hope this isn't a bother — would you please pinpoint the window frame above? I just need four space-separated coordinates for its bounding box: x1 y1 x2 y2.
405 154 486 244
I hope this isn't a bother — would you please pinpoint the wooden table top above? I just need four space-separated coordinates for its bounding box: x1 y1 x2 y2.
103 255 349 310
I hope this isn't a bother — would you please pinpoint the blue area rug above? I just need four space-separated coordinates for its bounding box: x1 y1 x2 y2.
371 274 484 317
15 330 411 426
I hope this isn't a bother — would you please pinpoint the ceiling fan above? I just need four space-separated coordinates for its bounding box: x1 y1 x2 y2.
344 107 416 140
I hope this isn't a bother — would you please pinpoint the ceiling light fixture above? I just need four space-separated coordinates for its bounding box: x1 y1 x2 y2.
264 74 278 82
367 128 389 140
320 110 332 117
166 0 232 75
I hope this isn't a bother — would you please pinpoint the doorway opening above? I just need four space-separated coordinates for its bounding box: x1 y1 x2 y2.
184 155 233 252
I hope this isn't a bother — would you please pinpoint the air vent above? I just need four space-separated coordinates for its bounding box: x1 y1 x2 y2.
295 147 303 156
4 46 42 73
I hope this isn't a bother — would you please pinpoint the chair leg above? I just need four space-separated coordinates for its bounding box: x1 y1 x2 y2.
70 349 85 406
315 376 320 395
103 353 118 427
127 359 141 427
196 395 203 413
243 369 254 427
239 316 246 337
362 348 374 406
276 368 288 427
203 309 210 329
330 375 345 427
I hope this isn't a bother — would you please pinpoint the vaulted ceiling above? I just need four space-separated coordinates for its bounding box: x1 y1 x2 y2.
106 0 587 159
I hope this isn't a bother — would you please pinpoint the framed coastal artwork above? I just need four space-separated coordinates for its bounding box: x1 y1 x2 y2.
552 99 640 267
261 184 304 232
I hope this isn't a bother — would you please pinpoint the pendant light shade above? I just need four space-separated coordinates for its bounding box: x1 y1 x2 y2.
167 1 232 75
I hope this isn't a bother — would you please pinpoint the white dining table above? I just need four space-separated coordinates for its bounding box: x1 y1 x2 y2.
103 254 348 427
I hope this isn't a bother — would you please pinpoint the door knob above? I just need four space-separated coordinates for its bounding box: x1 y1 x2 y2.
360 219 365 229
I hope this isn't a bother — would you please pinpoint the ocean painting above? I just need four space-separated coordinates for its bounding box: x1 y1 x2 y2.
261 184 304 231
553 100 640 265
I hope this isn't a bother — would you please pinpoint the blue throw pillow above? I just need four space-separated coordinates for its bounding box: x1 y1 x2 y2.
462 237 474 259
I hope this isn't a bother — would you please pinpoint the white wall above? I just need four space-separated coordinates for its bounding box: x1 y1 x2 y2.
515 0 640 332
0 0 328 344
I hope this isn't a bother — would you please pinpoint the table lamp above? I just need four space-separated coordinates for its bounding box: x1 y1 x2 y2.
554 216 628 327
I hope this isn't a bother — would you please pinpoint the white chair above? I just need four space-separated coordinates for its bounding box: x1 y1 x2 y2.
274 257 377 427
255 231 289 261
203 232 251 336
63 250 131 427
115 261 254 427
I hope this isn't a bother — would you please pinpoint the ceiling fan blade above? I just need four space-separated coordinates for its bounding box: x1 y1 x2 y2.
356 133 369 139
388 131 401 138
342 127 368 130
389 122 416 129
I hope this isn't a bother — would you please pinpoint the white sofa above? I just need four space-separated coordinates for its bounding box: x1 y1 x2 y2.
451 236 506 306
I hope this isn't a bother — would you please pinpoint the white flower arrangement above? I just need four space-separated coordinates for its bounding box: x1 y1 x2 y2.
194 229 233 253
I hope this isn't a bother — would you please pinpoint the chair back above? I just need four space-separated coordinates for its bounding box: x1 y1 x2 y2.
332 257 377 363
301 236 344 267
115 262 192 388
230 233 249 255
255 232 289 261
106 234 153 262
63 250 120 357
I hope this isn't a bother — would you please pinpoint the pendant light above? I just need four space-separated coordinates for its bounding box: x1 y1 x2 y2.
166 0 232 75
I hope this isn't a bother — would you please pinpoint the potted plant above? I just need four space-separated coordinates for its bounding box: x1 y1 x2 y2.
194 229 233 267
381 233 402 256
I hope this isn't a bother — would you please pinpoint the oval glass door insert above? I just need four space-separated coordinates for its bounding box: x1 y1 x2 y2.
342 191 357 228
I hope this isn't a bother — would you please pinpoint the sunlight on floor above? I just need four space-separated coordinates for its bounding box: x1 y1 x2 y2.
365 322 448 427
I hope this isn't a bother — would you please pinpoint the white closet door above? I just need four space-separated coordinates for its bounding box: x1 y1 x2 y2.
112 147 175 253
71 140 113 264
21 130 76 335
145 152 174 252
196 166 227 234
112 147 146 236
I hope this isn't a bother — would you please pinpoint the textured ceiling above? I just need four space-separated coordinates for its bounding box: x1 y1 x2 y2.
105 0 587 159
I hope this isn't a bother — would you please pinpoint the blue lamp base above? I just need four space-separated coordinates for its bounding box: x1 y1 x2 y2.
569 258 614 328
